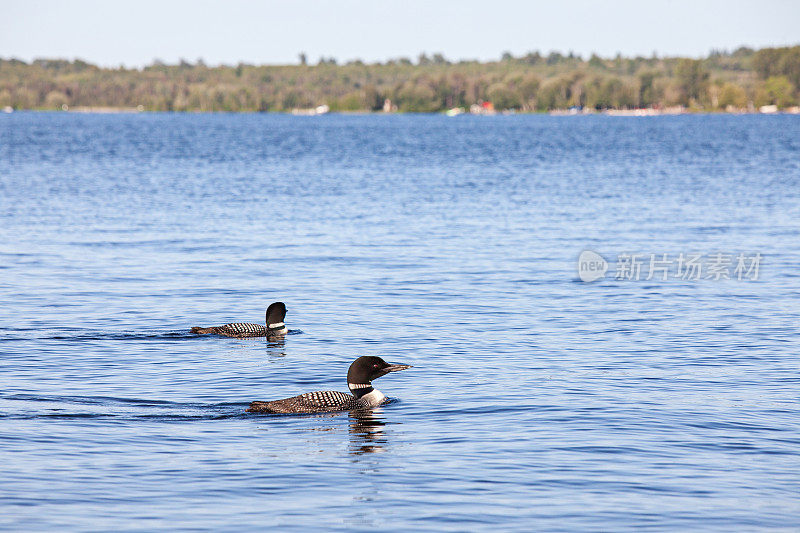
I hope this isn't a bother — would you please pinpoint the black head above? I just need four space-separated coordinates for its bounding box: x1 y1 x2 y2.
347 356 412 385
265 302 287 326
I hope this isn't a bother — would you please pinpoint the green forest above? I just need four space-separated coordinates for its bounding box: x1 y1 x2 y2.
1 45 798 113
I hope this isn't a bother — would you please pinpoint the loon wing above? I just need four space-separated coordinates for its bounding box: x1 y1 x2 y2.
218 322 269 337
247 391 358 414
193 322 268 337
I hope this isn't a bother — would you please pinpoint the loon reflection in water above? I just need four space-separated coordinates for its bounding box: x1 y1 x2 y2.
349 409 389 455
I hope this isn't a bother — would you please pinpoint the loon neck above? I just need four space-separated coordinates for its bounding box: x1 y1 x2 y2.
348 382 374 399
267 322 285 332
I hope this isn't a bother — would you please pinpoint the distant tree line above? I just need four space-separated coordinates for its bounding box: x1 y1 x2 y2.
0 45 798 112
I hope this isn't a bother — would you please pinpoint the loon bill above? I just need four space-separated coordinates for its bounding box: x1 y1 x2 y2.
247 356 413 414
191 302 287 338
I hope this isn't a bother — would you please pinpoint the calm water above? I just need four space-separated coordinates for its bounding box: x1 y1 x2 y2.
1 112 799 531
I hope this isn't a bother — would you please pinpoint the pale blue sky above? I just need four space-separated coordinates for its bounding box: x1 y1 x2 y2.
2 0 798 67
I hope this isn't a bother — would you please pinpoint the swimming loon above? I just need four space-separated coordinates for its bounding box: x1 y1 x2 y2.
247 356 412 414
191 302 287 338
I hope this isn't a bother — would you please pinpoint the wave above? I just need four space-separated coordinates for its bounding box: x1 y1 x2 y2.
0 329 304 342
0 393 398 422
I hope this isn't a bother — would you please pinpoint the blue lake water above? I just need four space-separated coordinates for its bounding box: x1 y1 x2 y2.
1 112 799 531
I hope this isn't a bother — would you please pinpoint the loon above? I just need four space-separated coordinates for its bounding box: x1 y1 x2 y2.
247 356 412 414
191 301 288 338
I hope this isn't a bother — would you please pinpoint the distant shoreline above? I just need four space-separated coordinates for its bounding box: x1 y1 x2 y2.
4 107 799 116
2 46 798 114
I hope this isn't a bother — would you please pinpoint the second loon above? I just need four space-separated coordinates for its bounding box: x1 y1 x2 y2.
247 356 412 414
191 301 288 338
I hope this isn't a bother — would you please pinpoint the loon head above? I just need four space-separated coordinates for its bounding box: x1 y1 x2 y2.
347 356 412 397
265 302 287 329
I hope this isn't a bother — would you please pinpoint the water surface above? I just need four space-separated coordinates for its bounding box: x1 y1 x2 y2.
1 113 799 531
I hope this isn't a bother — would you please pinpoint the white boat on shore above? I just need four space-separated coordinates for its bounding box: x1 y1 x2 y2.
292 104 330 116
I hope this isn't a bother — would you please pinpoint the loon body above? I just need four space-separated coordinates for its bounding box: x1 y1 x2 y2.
247 356 412 414
191 302 287 338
